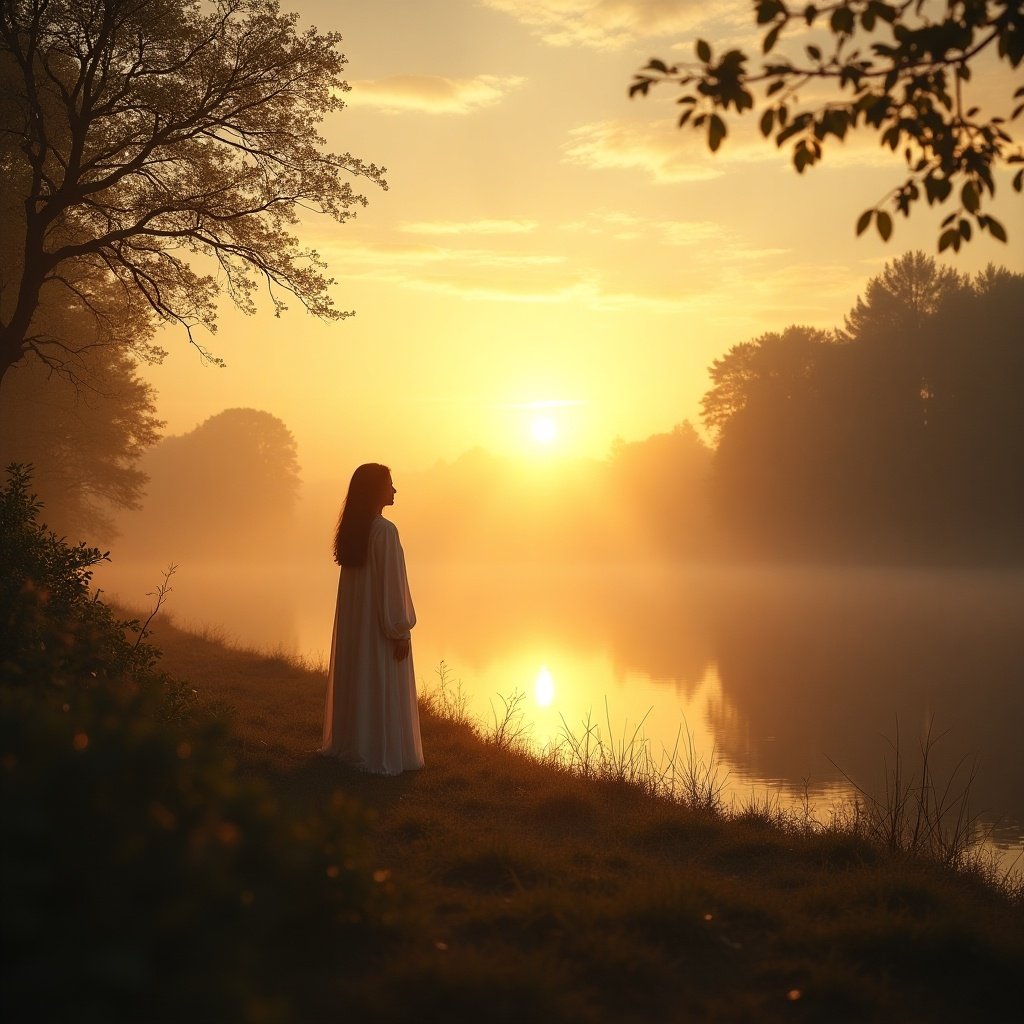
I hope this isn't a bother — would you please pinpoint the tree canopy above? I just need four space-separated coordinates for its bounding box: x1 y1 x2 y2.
702 252 1024 559
630 1 1023 250
117 407 301 557
0 0 385 385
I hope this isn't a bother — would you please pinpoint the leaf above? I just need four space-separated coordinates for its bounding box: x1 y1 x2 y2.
806 44 821 61
938 228 959 253
986 216 1008 243
856 209 873 236
647 58 669 74
767 78 786 96
876 210 892 241
958 218 972 241
961 181 979 213
708 113 727 152
696 39 712 63
763 24 782 53
1013 169 1024 192
759 108 775 137
830 7 855 33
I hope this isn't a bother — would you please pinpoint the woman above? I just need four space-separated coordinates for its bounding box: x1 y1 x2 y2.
321 463 424 774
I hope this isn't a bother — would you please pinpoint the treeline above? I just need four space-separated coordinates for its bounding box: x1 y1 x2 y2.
115 408 302 559
393 423 713 564
704 253 1024 561
392 252 1023 565
6 251 1022 567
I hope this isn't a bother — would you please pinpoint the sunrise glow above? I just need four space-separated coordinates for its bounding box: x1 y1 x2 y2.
534 666 555 707
136 2 1022 481
531 415 557 445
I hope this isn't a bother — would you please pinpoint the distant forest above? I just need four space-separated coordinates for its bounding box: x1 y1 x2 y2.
3 251 1022 566
398 251 1024 565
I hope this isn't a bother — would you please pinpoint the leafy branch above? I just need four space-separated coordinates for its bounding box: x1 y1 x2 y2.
630 1 1023 250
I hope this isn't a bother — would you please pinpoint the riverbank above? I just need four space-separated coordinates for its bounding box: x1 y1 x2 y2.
151 615 1023 1023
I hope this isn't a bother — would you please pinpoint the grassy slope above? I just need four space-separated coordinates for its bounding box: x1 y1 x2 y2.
151 616 1023 1024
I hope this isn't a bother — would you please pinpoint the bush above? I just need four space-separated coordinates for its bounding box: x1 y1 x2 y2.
0 465 388 1022
0 463 159 688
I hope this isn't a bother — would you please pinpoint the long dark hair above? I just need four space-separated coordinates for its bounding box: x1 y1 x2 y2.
333 463 390 566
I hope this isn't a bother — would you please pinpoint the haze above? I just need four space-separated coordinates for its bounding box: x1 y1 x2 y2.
133 0 1024 487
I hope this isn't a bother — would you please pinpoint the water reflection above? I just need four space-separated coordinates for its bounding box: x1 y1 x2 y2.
97 559 1024 860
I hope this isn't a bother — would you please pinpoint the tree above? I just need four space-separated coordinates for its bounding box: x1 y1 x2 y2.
607 421 714 556
0 340 162 540
119 407 301 556
630 1 1023 250
0 214 164 539
0 0 385 387
699 254 1024 560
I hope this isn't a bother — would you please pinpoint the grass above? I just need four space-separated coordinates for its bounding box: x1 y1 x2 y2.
147 613 1024 1023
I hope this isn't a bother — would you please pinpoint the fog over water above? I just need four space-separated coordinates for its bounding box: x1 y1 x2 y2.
98 554 1024 869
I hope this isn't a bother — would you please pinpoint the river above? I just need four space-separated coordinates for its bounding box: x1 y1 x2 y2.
96 558 1024 873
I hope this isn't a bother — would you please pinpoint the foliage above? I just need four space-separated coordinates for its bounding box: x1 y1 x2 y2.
630 1 1024 249
0 0 386 384
0 462 388 1022
700 252 1024 559
0 462 160 686
118 407 302 557
0 343 163 540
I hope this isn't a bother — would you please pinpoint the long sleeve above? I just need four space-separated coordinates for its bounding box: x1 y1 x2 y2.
370 517 416 640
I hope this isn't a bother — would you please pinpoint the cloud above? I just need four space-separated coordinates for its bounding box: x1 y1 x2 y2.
400 219 539 236
344 74 524 115
320 236 703 311
481 0 734 49
564 115 912 185
563 120 729 183
562 211 728 246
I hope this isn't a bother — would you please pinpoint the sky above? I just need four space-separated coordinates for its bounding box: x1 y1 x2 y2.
141 0 1024 484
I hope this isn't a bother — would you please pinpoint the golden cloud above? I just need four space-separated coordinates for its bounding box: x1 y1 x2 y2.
481 0 735 49
345 74 525 114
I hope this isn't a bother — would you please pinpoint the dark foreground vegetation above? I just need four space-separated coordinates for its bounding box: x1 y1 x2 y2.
3 467 1022 1023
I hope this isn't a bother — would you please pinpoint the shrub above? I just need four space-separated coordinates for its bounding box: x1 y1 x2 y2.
1 465 388 1022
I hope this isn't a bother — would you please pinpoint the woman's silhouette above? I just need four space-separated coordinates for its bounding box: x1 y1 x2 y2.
321 463 424 774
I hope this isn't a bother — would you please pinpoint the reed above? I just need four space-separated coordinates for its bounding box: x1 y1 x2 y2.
421 670 1021 892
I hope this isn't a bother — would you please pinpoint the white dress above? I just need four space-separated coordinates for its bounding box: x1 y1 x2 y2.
321 516 424 774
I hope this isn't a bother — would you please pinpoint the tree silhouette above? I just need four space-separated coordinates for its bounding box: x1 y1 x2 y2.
700 254 1024 561
123 408 301 557
0 343 162 540
0 0 385 388
608 421 713 556
630 1 1023 249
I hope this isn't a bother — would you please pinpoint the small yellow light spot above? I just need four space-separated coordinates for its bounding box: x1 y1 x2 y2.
72 732 89 751
326 865 339 878
703 913 713 922
787 989 802 1001
373 869 391 883
176 741 192 759
434 940 448 951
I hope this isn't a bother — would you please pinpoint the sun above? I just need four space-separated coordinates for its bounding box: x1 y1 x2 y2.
531 415 557 445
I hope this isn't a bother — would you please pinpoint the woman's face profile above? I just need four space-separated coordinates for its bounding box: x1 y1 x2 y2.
382 472 396 507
